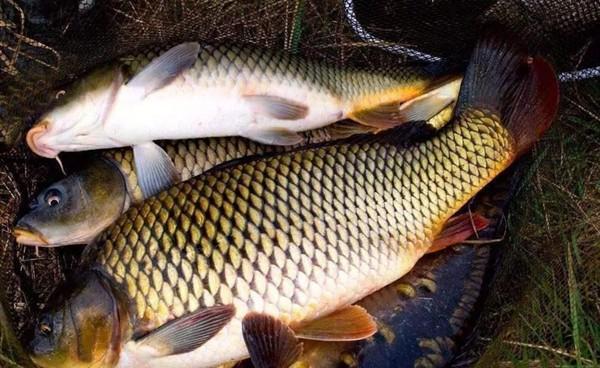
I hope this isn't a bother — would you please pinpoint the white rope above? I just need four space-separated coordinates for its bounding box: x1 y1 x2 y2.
559 66 600 82
343 0 599 81
342 0 441 62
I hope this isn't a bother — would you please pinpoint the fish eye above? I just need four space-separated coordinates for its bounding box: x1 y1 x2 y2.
44 189 62 207
39 321 52 336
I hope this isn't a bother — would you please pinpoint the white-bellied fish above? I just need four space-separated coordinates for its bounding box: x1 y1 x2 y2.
26 42 461 197
26 36 558 368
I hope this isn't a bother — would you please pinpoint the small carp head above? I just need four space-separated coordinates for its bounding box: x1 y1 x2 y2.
14 159 129 247
28 271 129 368
26 65 123 158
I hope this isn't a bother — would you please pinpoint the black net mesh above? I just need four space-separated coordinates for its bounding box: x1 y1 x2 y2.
0 0 598 367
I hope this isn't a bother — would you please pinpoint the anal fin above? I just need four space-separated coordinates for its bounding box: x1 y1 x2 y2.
323 121 380 139
429 212 491 253
136 304 235 357
242 312 303 368
294 305 377 341
243 128 304 146
133 142 181 198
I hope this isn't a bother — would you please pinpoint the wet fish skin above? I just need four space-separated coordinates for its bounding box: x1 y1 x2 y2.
100 106 513 325
14 117 446 247
85 106 514 368
27 42 456 161
26 36 560 368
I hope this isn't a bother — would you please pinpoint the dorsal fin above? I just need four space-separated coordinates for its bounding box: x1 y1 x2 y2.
127 42 200 98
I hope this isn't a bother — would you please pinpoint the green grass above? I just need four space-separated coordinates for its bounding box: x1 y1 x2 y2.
475 80 600 367
0 305 27 368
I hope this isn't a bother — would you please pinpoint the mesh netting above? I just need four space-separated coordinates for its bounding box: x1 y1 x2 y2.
0 0 598 367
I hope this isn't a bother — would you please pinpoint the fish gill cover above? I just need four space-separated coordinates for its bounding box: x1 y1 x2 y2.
0 0 598 367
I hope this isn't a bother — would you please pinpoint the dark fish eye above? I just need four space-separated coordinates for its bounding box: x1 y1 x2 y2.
39 321 52 336
44 188 62 207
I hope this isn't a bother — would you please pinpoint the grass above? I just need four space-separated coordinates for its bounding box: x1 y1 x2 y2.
0 1 598 366
474 80 600 367
3 83 597 368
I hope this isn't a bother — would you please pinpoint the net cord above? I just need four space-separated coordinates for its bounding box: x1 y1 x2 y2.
343 0 600 81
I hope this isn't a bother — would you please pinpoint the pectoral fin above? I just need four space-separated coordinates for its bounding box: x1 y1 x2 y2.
136 304 235 357
243 128 304 146
295 305 377 341
133 142 181 198
244 95 309 120
429 212 491 253
242 312 303 368
127 42 200 98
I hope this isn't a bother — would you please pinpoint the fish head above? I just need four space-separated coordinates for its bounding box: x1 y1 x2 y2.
14 159 128 247
28 271 128 368
26 65 124 158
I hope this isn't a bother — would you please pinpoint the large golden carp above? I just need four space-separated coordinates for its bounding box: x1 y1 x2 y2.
26 36 558 368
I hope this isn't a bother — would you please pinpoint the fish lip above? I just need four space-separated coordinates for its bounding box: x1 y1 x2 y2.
13 225 49 246
26 121 58 159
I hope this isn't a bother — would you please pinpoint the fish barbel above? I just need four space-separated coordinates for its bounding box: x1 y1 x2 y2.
27 36 558 368
26 42 461 197
14 112 453 248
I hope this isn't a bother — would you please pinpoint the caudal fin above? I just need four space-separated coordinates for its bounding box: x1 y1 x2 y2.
505 57 559 156
456 34 559 156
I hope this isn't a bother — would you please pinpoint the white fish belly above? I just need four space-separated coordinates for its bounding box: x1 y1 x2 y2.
118 320 246 368
104 79 344 145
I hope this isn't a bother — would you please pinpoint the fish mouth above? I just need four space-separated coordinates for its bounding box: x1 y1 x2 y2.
26 121 59 159
13 226 49 246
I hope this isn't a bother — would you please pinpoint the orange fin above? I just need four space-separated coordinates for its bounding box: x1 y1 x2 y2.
396 77 461 122
429 213 490 253
295 305 377 341
349 78 461 130
324 121 380 139
350 101 406 129
242 312 303 368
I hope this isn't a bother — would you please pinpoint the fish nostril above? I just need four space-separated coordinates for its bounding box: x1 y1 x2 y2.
29 197 39 209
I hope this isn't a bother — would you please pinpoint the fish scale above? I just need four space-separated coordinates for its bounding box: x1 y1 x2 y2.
105 138 284 203
120 43 433 106
92 106 513 346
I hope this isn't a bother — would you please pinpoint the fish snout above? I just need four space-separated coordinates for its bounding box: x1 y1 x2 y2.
13 223 49 246
26 121 59 158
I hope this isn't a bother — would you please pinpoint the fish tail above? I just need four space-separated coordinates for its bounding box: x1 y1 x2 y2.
457 33 560 156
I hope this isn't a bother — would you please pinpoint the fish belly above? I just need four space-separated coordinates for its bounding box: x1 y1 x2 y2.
105 78 344 145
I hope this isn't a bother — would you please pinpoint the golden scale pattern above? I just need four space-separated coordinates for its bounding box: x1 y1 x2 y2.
95 107 513 332
103 130 339 204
